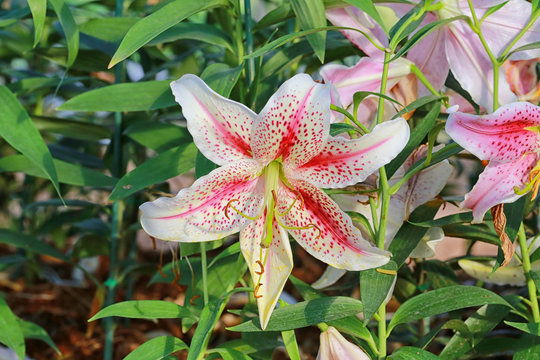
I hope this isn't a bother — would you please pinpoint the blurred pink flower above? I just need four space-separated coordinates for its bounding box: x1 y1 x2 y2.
317 326 370 360
445 101 540 222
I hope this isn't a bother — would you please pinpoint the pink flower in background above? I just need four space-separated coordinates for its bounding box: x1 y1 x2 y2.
139 74 410 328
503 59 540 104
327 0 540 110
446 102 540 222
317 326 370 360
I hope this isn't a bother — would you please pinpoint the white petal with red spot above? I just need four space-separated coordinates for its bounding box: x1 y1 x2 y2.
446 102 540 162
240 214 293 330
292 118 410 188
170 74 256 166
140 160 264 242
462 154 537 223
251 74 331 168
278 180 390 270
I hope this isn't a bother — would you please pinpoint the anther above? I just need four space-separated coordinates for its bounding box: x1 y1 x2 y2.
224 198 264 221
255 260 265 275
254 283 263 299
190 295 200 305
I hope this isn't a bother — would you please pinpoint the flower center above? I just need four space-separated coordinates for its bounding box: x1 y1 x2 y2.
514 160 540 199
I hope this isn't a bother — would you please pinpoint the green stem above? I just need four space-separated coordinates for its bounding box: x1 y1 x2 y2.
466 0 500 111
376 51 392 125
498 10 540 62
200 242 209 306
518 223 540 322
410 64 441 97
104 2 124 359
244 0 254 87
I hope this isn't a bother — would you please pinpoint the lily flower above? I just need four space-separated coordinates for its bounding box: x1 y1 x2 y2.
445 101 540 222
502 59 540 104
327 0 540 110
317 326 370 360
139 74 410 328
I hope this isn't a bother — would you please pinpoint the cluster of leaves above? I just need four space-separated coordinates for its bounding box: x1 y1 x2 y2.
0 0 540 359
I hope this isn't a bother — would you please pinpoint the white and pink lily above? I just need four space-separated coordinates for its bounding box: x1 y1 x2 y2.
139 74 410 328
445 101 540 222
317 326 370 360
327 0 540 110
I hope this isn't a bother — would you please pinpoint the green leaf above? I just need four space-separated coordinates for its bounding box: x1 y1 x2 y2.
386 103 440 178
442 223 500 246
201 63 243 98
440 300 516 359
389 5 426 47
501 41 540 62
59 81 176 112
33 115 111 141
0 155 116 187
229 297 363 332
513 334 540 359
291 0 327 62
124 336 187 360
480 1 509 22
389 202 442 267
0 86 60 195
89 300 194 321
19 320 60 354
0 296 25 360
390 95 443 120
389 346 440 360
329 123 362 136
149 23 234 53
410 212 485 228
124 121 192 153
187 299 226 360
388 286 511 334
0 229 68 261
506 321 540 336
531 270 540 289
360 260 397 322
282 328 300 360
342 0 388 34
353 91 402 124
195 151 218 179
79 17 138 43
109 143 197 200
49 0 79 67
206 348 253 360
28 0 47 47
391 16 467 60
109 0 228 67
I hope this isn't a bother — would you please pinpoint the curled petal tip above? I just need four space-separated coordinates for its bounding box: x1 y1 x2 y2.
446 104 459 114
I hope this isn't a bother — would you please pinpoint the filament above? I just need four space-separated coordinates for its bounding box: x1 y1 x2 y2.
224 199 263 220
254 283 263 299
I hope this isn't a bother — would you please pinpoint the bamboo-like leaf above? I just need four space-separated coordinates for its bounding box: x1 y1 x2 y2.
0 297 25 360
28 0 47 47
124 336 187 360
49 0 79 67
0 87 60 194
109 0 229 68
19 320 60 355
342 0 388 34
89 300 195 321
291 0 327 62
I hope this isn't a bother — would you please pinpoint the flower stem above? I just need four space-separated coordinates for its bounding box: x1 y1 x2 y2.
244 0 254 87
376 51 392 125
410 64 440 97
498 10 540 62
200 242 209 306
518 223 540 322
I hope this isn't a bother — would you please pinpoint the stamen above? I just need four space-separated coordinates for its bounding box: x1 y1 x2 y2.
275 216 322 239
158 249 167 278
190 295 200 305
254 283 263 299
255 260 265 275
224 199 263 220
273 189 304 217
376 268 397 275
514 168 540 198
151 236 157 250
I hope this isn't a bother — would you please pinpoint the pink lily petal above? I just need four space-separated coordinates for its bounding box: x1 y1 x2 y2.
320 57 412 108
446 22 517 110
462 153 537 223
278 180 390 270
292 118 410 188
240 213 293 330
445 102 540 163
170 74 256 166
140 159 264 242
317 326 370 360
503 59 540 98
252 74 331 168
476 0 540 60
326 7 388 60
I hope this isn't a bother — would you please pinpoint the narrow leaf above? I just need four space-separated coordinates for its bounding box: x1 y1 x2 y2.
291 0 327 62
59 81 176 112
109 143 197 200
389 346 439 360
0 297 25 360
28 0 47 47
124 336 187 360
360 260 397 322
187 299 226 360
89 300 195 321
19 320 60 354
388 286 511 334
342 0 388 34
0 229 69 261
505 321 540 336
0 86 60 195
109 0 228 67
229 297 363 332
49 0 79 67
